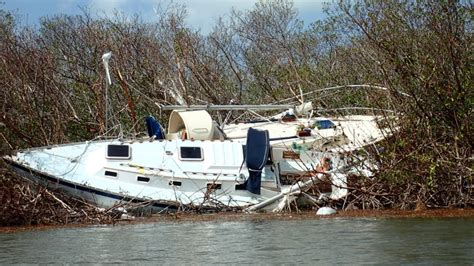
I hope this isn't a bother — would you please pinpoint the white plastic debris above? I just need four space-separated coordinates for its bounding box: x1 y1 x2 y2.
316 207 337 215
120 213 135 220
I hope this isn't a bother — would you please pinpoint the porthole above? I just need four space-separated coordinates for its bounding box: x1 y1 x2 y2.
137 176 150 183
105 170 117 177
169 180 182 187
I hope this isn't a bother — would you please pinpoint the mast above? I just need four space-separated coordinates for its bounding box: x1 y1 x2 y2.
102 52 112 134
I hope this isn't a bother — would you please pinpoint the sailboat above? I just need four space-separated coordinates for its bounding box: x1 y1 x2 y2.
3 54 397 213
4 100 395 212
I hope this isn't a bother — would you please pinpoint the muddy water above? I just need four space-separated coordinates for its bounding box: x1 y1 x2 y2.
1 217 473 264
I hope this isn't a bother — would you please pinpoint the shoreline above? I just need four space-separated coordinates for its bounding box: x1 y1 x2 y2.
2 208 473 233
137 208 474 223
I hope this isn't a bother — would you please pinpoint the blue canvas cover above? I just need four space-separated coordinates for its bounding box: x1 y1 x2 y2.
245 128 270 194
315 119 335 129
145 116 164 139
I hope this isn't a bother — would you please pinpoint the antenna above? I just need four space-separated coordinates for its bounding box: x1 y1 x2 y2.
102 52 112 134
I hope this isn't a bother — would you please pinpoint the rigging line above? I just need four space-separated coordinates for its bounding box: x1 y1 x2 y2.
222 110 234 128
122 114 151 138
119 79 171 109
247 109 275 123
227 111 251 125
273 85 411 105
55 142 93 177
93 124 121 140
315 107 397 114
105 105 128 135
279 85 387 104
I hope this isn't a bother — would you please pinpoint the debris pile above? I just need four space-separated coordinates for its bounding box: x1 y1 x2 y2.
0 166 121 227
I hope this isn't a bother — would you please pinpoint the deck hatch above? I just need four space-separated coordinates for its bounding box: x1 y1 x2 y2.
179 147 203 161
106 145 131 159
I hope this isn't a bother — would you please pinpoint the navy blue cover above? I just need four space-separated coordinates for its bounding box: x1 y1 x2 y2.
245 127 269 194
145 116 164 139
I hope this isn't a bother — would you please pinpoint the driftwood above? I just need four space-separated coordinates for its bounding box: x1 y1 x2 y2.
0 166 124 226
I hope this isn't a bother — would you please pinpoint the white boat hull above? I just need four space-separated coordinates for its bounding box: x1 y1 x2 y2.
7 160 180 212
4 138 275 212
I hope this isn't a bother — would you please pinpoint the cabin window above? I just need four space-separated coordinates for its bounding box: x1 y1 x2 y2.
169 180 182 187
137 176 150 183
105 170 117 177
106 145 131 159
179 147 203 161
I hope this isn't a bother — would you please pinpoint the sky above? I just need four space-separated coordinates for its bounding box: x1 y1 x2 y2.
3 0 328 33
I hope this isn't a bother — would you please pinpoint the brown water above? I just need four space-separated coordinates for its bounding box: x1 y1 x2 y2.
1 217 473 264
